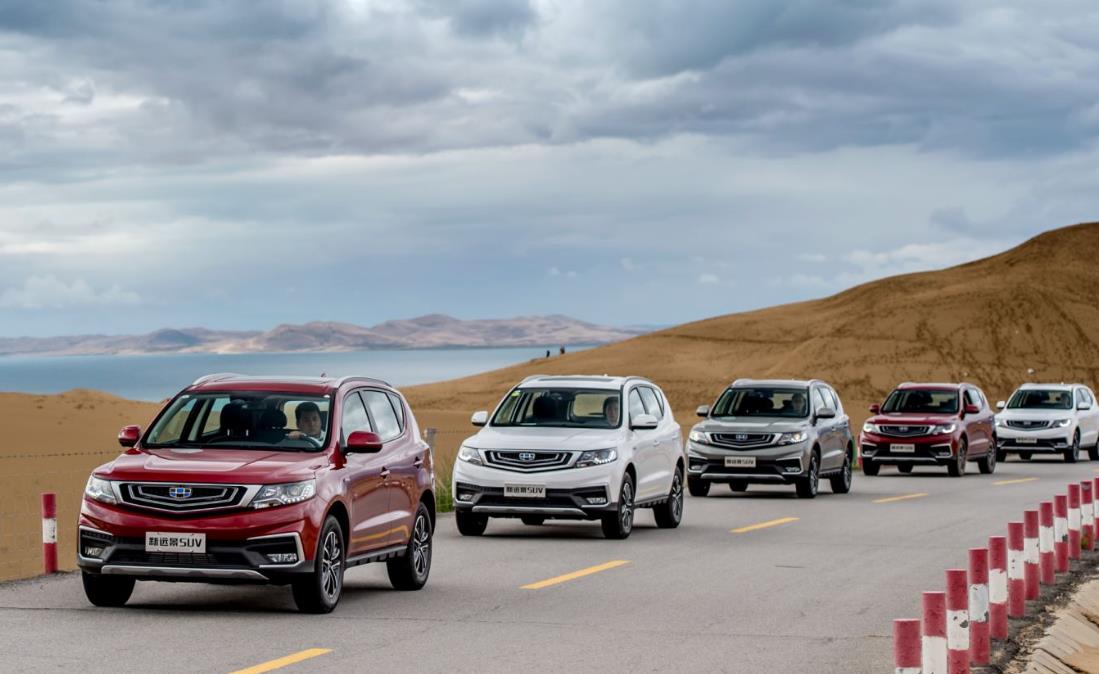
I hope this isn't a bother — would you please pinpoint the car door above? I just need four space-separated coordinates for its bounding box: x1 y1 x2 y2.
1087 388 1099 446
638 385 676 496
627 387 661 501
826 386 851 468
965 388 992 455
361 389 424 547
1078 388 1099 446
811 387 840 469
340 390 397 557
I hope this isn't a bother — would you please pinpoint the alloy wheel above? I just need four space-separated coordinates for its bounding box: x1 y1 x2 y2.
809 455 819 495
620 481 634 533
411 513 431 578
320 530 342 601
670 472 683 521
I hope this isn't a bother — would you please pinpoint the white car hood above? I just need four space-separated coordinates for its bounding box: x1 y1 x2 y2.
464 426 623 451
997 408 1075 421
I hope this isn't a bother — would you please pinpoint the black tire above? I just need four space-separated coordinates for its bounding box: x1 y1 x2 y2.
520 515 545 526
978 445 997 474
81 571 135 608
1065 432 1080 463
795 452 820 499
387 502 432 591
653 468 684 529
996 449 1007 463
455 510 488 536
292 516 345 614
729 480 749 492
947 440 968 477
897 464 913 474
687 477 710 497
1090 444 1099 462
601 473 635 539
830 452 853 494
1018 451 1032 461
861 458 880 476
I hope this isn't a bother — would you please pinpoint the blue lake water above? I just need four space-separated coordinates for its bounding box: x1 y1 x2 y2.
0 346 590 401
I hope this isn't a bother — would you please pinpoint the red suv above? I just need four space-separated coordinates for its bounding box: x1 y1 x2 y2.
859 382 997 477
77 374 435 613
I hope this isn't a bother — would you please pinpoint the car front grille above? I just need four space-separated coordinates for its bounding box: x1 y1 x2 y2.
108 550 250 568
483 450 573 472
710 433 775 449
877 425 931 437
119 482 248 513
1005 420 1051 430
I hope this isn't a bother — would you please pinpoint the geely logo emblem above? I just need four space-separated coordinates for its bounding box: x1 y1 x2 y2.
898 427 909 432
168 486 192 499
735 434 749 441
518 452 536 462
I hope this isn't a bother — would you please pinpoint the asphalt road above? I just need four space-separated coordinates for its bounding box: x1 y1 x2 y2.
0 457 1094 673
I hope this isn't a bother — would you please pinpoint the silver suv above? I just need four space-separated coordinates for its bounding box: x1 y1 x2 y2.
686 379 855 499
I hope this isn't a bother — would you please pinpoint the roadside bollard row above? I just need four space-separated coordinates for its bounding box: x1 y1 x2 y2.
892 478 1098 673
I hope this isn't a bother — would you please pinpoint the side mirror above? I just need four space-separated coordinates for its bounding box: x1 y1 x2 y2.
696 405 710 418
964 404 980 415
868 403 880 414
1078 401 1090 411
471 410 489 427
118 425 141 448
815 407 836 420
631 413 659 430
345 430 384 453
996 400 1006 410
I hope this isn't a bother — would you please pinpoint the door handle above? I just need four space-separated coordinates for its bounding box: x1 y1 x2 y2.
380 467 391 479
413 456 424 467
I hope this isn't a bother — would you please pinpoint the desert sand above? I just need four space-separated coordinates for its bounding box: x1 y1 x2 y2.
2 221 1097 581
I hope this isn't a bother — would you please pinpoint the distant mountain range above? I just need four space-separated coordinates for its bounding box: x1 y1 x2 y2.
0 314 645 357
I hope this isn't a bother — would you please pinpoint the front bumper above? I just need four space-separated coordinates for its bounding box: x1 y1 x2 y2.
860 433 956 465
686 441 808 484
452 482 615 518
996 428 1071 453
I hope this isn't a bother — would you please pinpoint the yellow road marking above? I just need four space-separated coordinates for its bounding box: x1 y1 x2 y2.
994 477 1039 486
731 516 800 534
227 649 332 674
873 492 928 504
521 560 630 590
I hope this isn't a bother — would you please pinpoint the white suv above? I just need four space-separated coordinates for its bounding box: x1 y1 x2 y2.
995 383 1099 462
451 375 685 539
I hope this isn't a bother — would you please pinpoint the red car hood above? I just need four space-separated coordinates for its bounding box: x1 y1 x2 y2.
98 447 329 484
869 414 959 426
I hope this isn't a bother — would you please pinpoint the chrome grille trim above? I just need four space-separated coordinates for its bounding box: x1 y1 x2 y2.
878 425 931 437
118 482 260 514
710 433 776 449
1005 420 1051 430
483 450 573 473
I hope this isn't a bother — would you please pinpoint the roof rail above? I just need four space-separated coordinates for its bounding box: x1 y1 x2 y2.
335 375 392 388
520 374 549 383
190 373 242 386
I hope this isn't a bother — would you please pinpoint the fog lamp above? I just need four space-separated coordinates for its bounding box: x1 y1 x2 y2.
266 553 298 564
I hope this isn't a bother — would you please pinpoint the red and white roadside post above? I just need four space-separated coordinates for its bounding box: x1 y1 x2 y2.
946 568 970 674
1039 501 1055 585
1054 494 1069 573
1006 526 1026 621
41 492 57 574
1023 509 1040 600
1093 478 1099 543
1068 484 1082 560
894 619 922 674
1081 481 1095 551
923 591 948 674
989 535 1008 639
968 549 990 666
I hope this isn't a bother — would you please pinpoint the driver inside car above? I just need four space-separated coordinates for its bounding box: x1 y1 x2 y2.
287 402 324 441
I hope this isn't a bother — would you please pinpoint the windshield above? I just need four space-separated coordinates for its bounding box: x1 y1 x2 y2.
711 387 809 418
491 388 621 428
145 391 332 451
1007 389 1073 410
882 389 959 414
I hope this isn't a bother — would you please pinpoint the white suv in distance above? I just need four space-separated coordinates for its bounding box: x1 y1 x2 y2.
451 375 685 539
995 383 1099 462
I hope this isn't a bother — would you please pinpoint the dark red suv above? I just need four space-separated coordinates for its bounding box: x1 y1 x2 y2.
859 382 997 477
77 374 435 613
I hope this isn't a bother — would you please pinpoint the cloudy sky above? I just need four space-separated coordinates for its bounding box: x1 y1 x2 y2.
1 0 1098 337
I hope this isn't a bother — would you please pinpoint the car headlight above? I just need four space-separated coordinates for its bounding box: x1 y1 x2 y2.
575 448 618 468
931 423 957 434
457 445 483 466
994 417 1003 427
1052 418 1072 428
862 422 880 434
688 430 709 444
251 479 316 510
84 475 116 504
776 431 808 445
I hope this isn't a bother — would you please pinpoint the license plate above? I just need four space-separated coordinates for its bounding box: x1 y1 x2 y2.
725 456 756 468
504 484 546 499
1016 438 1037 444
891 444 916 453
145 532 205 553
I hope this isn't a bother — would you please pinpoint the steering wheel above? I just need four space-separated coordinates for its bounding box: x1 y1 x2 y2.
300 434 323 449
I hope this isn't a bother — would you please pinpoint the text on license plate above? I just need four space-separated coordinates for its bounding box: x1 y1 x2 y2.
891 444 916 453
1016 438 1037 444
504 484 546 499
145 532 206 553
725 456 756 468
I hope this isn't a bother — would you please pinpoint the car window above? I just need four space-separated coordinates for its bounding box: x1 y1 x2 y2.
965 389 981 408
341 392 372 441
363 390 402 442
638 387 663 419
811 388 829 412
826 387 842 413
1007 389 1072 410
628 389 647 421
386 392 406 430
492 388 622 428
711 387 809 418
